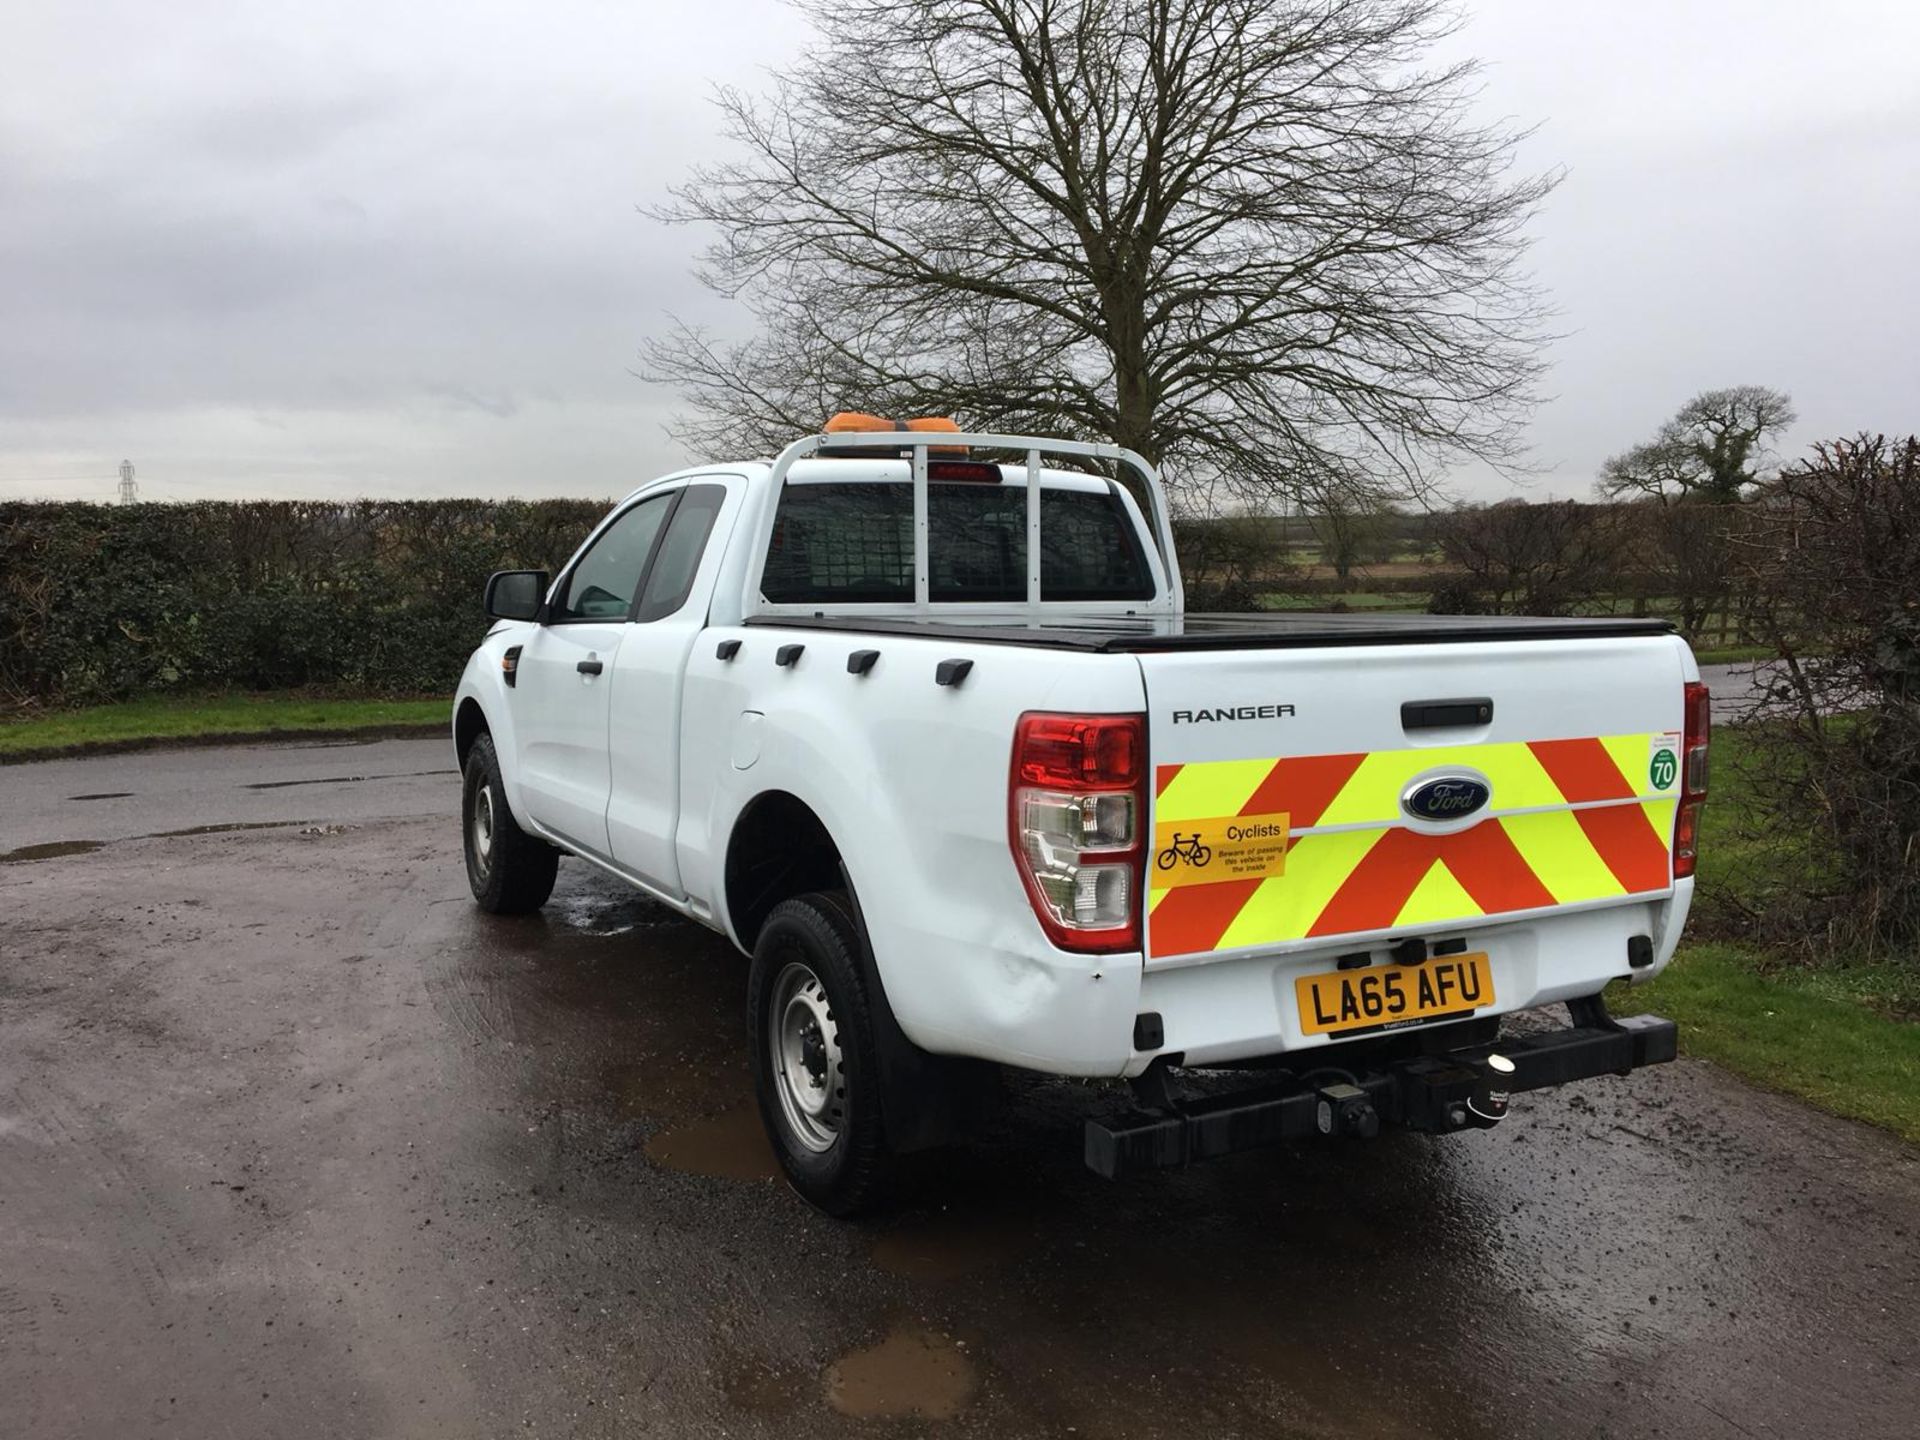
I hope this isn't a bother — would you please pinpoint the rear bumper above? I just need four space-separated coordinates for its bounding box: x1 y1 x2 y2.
1085 1011 1677 1179
1130 892 1689 1074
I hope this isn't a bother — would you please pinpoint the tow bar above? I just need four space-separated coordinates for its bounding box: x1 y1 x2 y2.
1084 1001 1677 1180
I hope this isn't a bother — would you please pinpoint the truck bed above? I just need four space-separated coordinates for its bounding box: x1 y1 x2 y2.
744 611 1675 653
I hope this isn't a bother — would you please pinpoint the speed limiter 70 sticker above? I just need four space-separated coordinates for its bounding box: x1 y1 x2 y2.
1649 731 1682 791
1152 811 1291 888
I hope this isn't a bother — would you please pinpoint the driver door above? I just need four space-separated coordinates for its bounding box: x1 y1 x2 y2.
513 492 675 856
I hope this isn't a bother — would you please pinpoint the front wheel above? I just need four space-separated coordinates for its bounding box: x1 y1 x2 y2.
748 892 892 1215
462 733 558 914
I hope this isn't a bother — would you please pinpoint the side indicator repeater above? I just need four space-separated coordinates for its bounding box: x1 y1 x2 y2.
502 645 523 688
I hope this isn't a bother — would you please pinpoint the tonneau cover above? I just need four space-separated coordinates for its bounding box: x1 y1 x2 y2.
744 611 1675 653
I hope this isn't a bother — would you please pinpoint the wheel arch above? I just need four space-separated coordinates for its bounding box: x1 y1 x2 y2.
454 695 490 769
725 787 996 1154
723 789 847 953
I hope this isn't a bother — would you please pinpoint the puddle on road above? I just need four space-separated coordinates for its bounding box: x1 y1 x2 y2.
3 822 314 864
431 864 748 1128
148 820 307 839
244 768 455 791
826 1325 976 1421
0 839 106 863
549 887 684 937
869 1208 1039 1283
645 1106 778 1183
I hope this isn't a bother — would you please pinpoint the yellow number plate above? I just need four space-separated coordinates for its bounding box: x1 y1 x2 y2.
1294 954 1494 1036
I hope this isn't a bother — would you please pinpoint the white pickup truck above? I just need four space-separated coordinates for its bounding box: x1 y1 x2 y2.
452 423 1704 1213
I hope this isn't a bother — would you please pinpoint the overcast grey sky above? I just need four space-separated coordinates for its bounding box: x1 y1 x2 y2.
1 1 1915 504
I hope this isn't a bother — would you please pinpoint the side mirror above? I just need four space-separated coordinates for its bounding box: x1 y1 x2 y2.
484 570 548 621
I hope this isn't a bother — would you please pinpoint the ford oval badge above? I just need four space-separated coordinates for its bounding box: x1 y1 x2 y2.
1403 775 1491 822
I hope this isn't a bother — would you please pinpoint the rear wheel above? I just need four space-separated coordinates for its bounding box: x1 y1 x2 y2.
462 733 558 914
748 891 892 1215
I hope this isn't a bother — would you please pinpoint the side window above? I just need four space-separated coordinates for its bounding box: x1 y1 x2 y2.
636 485 726 622
552 495 673 622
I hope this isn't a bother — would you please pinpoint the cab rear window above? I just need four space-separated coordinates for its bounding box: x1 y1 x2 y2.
761 482 1155 604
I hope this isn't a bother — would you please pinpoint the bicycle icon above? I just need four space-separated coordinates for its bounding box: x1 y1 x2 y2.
1156 832 1213 870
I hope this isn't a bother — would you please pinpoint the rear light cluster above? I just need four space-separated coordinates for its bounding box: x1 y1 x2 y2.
1673 681 1711 878
1009 712 1146 952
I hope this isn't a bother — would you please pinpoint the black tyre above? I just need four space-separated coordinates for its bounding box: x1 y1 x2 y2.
748 891 893 1216
462 733 559 914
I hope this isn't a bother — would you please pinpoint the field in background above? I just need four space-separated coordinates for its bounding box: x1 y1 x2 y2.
1184 510 1762 656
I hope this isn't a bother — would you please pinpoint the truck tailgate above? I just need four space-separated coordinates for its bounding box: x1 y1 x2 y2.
1141 636 1690 964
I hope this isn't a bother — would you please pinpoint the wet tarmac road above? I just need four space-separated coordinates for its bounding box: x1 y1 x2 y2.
0 736 459 854
4 740 1918 1438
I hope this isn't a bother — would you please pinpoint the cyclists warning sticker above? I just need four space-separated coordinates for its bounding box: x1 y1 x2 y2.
1152 811 1291 889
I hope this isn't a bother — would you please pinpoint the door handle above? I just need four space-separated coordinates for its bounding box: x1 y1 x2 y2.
577 658 604 676
1401 697 1491 729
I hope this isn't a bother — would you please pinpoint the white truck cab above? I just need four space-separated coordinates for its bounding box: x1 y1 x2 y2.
453 422 1703 1213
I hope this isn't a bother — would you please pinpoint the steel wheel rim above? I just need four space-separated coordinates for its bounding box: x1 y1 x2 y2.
769 959 844 1153
472 784 495 868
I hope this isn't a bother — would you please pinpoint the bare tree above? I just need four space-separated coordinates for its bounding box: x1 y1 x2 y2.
1734 435 1920 953
1305 488 1399 589
1598 386 1796 505
1615 497 1742 641
1172 508 1291 609
1429 498 1622 616
646 0 1557 508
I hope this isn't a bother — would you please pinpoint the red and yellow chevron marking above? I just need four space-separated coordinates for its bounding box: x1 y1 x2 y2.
1147 735 1678 958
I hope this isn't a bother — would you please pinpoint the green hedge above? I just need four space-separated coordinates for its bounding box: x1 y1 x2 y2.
0 499 609 707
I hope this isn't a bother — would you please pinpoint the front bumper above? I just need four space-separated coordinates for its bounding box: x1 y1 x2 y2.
1085 1009 1677 1179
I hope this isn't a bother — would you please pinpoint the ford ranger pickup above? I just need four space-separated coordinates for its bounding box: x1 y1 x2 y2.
452 422 1702 1214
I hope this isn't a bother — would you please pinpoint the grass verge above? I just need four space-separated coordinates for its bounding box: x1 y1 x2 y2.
0 693 449 760
1613 943 1920 1143
1613 722 1919 1142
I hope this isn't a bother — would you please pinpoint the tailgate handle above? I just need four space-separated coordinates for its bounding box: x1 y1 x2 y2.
1402 697 1492 730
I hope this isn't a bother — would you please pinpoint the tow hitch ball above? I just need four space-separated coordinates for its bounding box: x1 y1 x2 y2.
1317 1052 1517 1138
1465 1053 1516 1129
